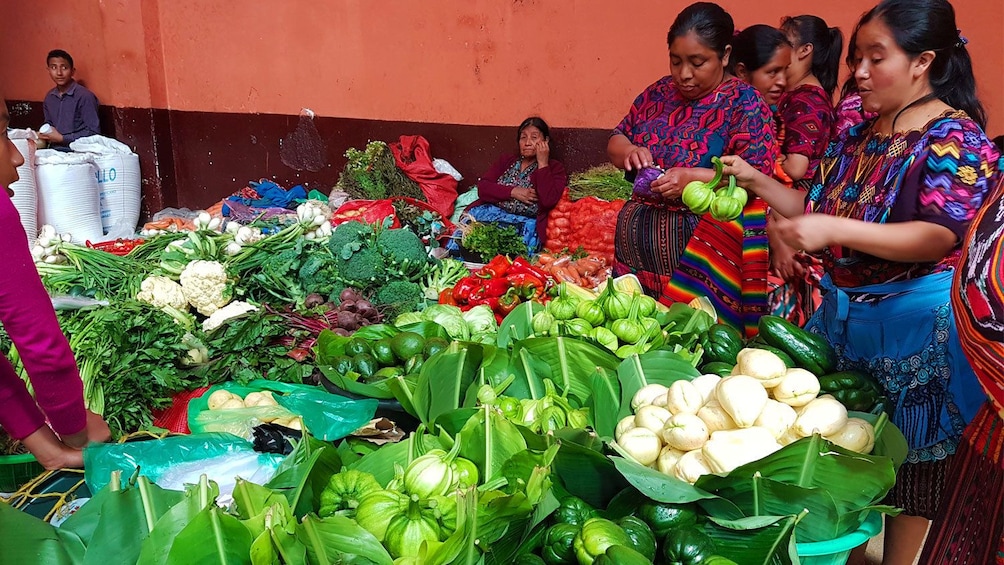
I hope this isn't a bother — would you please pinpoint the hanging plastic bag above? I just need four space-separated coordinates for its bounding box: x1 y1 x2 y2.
188 380 378 442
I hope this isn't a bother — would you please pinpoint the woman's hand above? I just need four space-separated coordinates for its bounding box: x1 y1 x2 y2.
771 214 838 254
535 139 550 167
511 187 538 204
623 145 654 171
720 155 762 192
649 168 690 200
62 410 112 449
768 233 806 282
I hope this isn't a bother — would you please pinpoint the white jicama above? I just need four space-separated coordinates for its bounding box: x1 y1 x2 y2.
733 348 788 388
632 384 670 411
674 449 712 484
665 380 705 415
778 427 802 446
657 445 686 476
697 399 738 433
754 399 798 440
825 417 876 453
635 405 673 434
772 368 821 407
716 375 768 428
616 426 662 466
702 427 783 474
615 415 636 441
662 413 710 451
794 395 848 437
690 374 722 405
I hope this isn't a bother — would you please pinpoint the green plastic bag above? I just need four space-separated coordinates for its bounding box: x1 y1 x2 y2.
188 379 378 441
82 432 284 493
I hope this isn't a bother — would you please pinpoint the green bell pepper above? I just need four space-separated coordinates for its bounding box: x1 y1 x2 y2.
542 523 581 564
702 323 745 365
819 370 884 412
635 500 698 538
554 496 598 527
573 518 633 564
616 516 657 561
662 527 717 565
699 361 734 377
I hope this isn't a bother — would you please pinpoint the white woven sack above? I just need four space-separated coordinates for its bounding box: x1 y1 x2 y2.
70 135 141 235
35 149 103 244
8 129 39 244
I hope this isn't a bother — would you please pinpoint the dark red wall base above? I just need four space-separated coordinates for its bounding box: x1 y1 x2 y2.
9 101 613 219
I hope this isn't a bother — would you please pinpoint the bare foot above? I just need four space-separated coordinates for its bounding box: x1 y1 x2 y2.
20 426 84 470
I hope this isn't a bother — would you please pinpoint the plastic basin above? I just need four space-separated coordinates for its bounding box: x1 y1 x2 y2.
0 453 44 493
795 512 884 565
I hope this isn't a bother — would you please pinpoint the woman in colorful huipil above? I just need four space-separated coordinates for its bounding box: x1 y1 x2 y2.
608 1 775 336
721 1 999 562
920 163 1004 564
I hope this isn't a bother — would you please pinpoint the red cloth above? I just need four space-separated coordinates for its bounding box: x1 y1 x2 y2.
389 135 459 217
0 188 86 440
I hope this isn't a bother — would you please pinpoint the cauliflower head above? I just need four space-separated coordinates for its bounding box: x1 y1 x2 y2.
202 300 259 333
136 275 189 311
179 260 231 316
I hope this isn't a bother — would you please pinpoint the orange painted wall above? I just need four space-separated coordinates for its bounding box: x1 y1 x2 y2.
3 0 1002 135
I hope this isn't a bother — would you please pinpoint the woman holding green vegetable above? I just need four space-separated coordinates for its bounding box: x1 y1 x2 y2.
721 1 999 561
0 94 110 469
608 2 776 336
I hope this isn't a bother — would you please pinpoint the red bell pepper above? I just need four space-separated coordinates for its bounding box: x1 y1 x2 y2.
483 278 512 298
479 255 512 278
507 272 546 301
510 256 550 281
453 276 483 303
439 288 457 306
497 290 521 317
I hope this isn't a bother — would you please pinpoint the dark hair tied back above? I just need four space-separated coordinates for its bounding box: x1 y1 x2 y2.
728 25 791 76
780 15 843 98
517 116 550 144
861 0 986 129
668 2 735 58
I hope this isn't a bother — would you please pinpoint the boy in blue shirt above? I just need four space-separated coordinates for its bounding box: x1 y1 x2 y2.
39 49 100 149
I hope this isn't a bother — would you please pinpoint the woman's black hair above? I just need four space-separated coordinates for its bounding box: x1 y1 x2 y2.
860 0 987 129
780 15 844 99
517 116 550 143
667 2 734 58
839 24 862 99
728 25 791 76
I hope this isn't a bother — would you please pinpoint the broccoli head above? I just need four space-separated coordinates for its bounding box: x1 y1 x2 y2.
376 228 430 279
329 221 374 259
373 280 424 318
334 246 386 289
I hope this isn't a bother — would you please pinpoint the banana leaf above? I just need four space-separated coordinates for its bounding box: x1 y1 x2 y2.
412 342 485 426
232 479 292 536
702 514 802 565
615 349 700 421
386 373 420 418
0 501 83 564
457 405 529 483
265 437 342 519
496 301 544 349
424 488 481 565
509 337 621 405
295 515 392 565
694 434 898 541
81 476 186 565
551 434 629 509
610 455 743 519
137 477 219 565
587 367 620 439
395 320 450 340
164 504 254 565
318 365 395 400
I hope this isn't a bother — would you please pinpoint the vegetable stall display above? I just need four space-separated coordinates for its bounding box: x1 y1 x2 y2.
544 189 624 264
